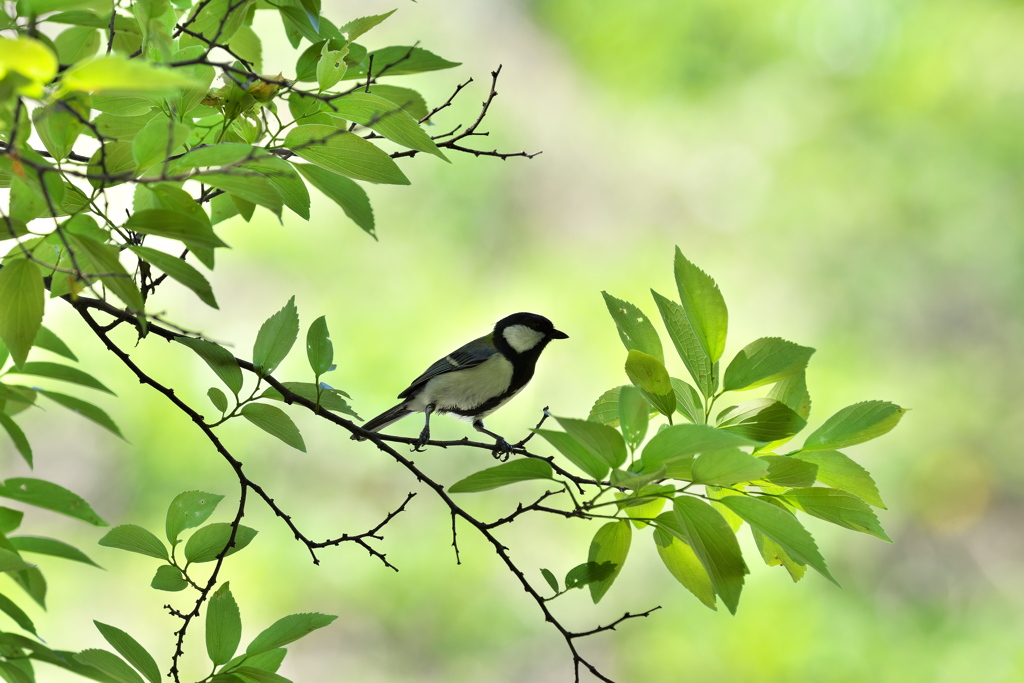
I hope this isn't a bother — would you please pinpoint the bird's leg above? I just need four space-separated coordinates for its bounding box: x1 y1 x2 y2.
473 419 513 461
413 404 435 452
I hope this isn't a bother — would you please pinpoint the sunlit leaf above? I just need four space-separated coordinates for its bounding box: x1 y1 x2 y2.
94 621 161 683
691 449 769 486
671 496 747 614
240 404 305 452
674 247 728 364
723 337 815 392
207 582 242 666
245 613 338 656
784 487 891 541
39 389 124 439
0 259 44 368
176 336 243 395
294 163 375 236
448 459 552 493
10 535 100 567
183 523 257 564
73 648 144 683
602 292 663 363
652 521 716 609
165 490 225 545
99 524 167 560
284 125 409 185
9 361 114 394
129 246 218 309
534 428 608 480
792 450 885 508
716 398 806 442
802 401 906 451
253 296 299 377
587 520 631 603
552 415 626 469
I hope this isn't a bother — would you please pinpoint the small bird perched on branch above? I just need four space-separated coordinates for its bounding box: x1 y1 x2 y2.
353 312 568 454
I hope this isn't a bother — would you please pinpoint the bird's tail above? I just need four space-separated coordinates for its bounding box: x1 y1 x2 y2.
352 403 412 440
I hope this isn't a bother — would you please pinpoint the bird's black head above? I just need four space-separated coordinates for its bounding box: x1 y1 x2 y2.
494 312 568 356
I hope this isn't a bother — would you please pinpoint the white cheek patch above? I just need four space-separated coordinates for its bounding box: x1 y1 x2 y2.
503 324 545 353
408 354 515 413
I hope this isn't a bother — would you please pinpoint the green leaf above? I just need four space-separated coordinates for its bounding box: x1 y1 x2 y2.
179 0 252 46
340 10 395 41
174 142 264 168
792 451 885 508
723 338 815 392
552 415 627 469
329 92 446 160
752 528 807 582
294 163 375 236
242 156 310 220
758 456 818 488
253 296 299 377
671 377 705 424
125 209 228 249
245 613 338 656
31 325 77 361
128 246 218 309
165 490 225 545
602 292 663 363
533 428 609 480
674 247 728 364
94 621 161 683
0 477 106 526
9 361 114 394
73 649 144 683
0 413 32 467
346 46 460 79
448 459 553 493
183 523 258 564
802 401 906 451
199 173 284 218
66 233 146 314
54 25 100 64
131 116 190 171
284 125 409 185
769 371 811 420
98 524 167 560
86 140 137 186
639 424 754 472
367 84 428 120
716 398 807 442
234 667 291 683
39 389 124 439
784 487 891 541
33 96 89 160
691 449 769 486
59 54 198 95
207 582 242 666
0 547 32 573
672 496 748 614
587 520 631 603
624 349 674 416
564 561 615 590
719 495 837 585
10 535 100 566
240 404 306 452
652 521 716 609
586 386 627 426
305 316 333 377
0 507 24 534
176 337 243 395
150 564 187 591
0 36 57 98
317 43 348 91
540 568 558 593
617 385 649 451
10 565 46 608
219 648 286 676
0 259 44 368
616 484 672 528
0 591 36 635
260 382 359 419
208 387 228 413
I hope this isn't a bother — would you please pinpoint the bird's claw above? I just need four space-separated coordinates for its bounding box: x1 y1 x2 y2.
491 438 513 461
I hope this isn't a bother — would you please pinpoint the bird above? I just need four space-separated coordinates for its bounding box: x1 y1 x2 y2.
353 312 568 454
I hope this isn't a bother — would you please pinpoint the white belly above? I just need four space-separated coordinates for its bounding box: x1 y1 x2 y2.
405 354 515 418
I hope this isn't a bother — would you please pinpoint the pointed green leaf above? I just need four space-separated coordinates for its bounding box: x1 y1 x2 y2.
245 613 338 656
0 413 32 467
803 401 906 451
639 424 754 472
718 495 837 585
752 528 807 581
150 564 187 591
0 259 44 368
624 349 675 417
10 536 100 567
672 496 747 614
691 449 769 486
602 292 663 363
540 568 558 593
260 382 359 419
94 621 161 683
305 316 333 377
0 591 36 635
9 361 115 394
99 524 167 560
448 459 552 493
674 248 728 363
723 337 815 392
671 377 705 424
59 55 198 95
564 561 616 590
176 337 243 395
552 415 626 469
294 163 375 237
617 385 649 451
792 451 885 508
768 371 811 420
367 84 428 120
183 523 257 564
73 648 144 683
200 173 284 218
32 325 77 361
587 520 631 603
534 428 608 480
0 477 106 526
0 507 24 534
39 389 124 439
587 386 631 427
243 155 310 220
132 116 190 171
207 582 242 666
716 398 807 442
284 125 409 185
784 487 891 541
125 209 228 249
340 10 395 41
346 46 460 79
758 456 818 488
208 387 228 413
652 521 716 609
240 404 305 452
67 233 146 314
165 490 225 545
128 246 218 309
9 565 46 608
328 92 446 160
253 296 299 377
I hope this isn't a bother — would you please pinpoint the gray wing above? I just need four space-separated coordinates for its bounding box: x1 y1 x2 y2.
397 334 496 399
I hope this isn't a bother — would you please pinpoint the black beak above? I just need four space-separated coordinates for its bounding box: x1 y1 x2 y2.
550 328 569 340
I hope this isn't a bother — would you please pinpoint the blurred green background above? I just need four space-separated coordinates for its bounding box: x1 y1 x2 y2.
4 0 1024 680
